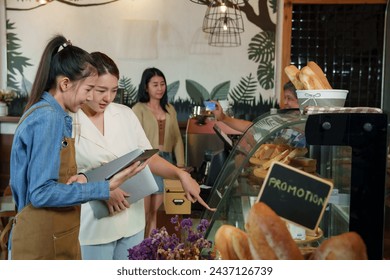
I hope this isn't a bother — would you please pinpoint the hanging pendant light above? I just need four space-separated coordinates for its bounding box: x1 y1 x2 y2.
208 15 241 47
203 0 244 34
189 0 209 4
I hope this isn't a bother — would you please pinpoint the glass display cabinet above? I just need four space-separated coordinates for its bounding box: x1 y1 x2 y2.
201 108 388 260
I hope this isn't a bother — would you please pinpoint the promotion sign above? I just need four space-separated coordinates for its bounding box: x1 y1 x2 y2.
257 162 333 231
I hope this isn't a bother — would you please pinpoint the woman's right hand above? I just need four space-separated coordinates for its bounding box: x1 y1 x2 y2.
211 101 225 121
106 187 130 215
108 158 151 191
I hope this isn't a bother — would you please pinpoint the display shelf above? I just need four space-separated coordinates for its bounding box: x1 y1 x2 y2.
201 109 387 259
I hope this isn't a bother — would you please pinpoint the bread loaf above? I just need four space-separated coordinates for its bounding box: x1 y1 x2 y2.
245 202 304 260
307 61 332 89
214 202 368 260
299 66 327 90
310 232 368 260
214 224 252 260
284 65 305 90
284 61 333 90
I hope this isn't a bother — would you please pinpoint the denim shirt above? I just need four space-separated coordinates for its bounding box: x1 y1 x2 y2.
10 92 109 212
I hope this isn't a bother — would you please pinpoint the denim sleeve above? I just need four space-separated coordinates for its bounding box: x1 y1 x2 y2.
11 108 109 210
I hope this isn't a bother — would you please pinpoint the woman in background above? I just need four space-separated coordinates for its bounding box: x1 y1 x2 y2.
73 54 211 259
9 35 142 260
132 67 186 237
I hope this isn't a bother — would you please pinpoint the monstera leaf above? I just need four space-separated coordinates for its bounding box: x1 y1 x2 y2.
167 81 180 103
248 31 275 90
248 31 275 64
229 73 257 104
269 0 277 14
185 79 209 105
210 81 230 101
257 62 274 90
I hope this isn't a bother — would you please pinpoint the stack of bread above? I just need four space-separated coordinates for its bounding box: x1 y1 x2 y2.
250 144 315 180
214 202 368 260
284 61 332 90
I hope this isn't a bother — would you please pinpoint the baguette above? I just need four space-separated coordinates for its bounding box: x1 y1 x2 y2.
245 202 304 260
307 61 332 89
284 65 305 90
299 66 327 90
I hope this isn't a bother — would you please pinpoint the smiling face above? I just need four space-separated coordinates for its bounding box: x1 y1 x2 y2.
85 73 118 113
146 75 166 101
61 74 98 113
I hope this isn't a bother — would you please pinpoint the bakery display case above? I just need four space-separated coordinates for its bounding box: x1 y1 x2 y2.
201 108 388 259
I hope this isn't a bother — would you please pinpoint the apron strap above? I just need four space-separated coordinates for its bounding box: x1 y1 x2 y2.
17 104 50 126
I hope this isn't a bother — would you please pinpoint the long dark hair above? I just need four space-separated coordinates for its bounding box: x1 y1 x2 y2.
90 52 119 78
25 34 97 112
137 67 168 113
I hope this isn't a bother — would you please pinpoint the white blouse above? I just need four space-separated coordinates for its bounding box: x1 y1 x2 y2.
71 103 152 246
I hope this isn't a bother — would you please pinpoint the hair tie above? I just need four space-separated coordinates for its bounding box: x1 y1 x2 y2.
59 40 72 52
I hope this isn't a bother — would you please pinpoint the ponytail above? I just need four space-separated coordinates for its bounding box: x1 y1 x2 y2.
25 34 96 112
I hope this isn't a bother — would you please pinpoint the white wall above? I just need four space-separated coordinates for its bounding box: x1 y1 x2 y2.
0 1 7 89
4 0 276 102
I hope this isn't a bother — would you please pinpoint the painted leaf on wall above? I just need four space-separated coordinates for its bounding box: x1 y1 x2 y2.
269 0 277 14
167 81 180 103
248 30 275 91
119 76 138 106
210 81 230 101
6 20 32 92
248 31 275 64
185 79 209 105
257 61 274 90
229 73 257 105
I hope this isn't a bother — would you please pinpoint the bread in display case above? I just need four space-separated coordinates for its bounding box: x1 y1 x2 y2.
201 108 388 260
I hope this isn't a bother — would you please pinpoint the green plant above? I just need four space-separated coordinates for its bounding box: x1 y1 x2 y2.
185 80 230 105
229 73 257 105
119 76 138 107
6 20 32 91
248 31 275 90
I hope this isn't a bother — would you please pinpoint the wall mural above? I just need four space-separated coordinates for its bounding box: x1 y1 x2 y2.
5 0 279 121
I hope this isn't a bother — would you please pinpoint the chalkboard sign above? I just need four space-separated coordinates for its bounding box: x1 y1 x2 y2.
257 162 333 231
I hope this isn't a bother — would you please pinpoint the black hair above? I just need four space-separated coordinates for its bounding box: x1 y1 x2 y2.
90 52 119 79
283 81 297 98
137 67 168 113
25 34 97 112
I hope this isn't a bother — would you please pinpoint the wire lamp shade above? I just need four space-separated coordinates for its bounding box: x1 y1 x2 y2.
189 0 209 4
202 1 244 34
208 16 242 47
189 0 245 5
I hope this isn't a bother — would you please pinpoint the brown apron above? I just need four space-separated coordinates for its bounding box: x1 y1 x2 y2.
11 106 81 260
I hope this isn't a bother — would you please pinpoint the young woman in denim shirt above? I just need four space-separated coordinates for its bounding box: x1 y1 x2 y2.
9 35 146 260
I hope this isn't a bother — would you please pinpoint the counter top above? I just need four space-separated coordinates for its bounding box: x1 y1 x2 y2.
0 116 19 123
0 116 19 134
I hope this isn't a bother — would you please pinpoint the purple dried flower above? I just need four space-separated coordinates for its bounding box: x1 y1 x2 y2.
128 217 214 260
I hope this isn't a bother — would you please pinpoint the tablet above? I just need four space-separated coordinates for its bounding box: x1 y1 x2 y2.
105 148 159 180
84 148 159 182
88 166 159 219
